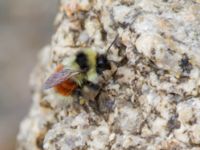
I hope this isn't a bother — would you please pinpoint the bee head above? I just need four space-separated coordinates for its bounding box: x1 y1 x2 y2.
96 54 111 74
95 34 119 74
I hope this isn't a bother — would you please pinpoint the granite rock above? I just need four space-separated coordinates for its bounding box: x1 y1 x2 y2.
17 0 200 150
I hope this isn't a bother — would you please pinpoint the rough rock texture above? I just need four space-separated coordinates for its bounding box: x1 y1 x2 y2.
17 0 200 150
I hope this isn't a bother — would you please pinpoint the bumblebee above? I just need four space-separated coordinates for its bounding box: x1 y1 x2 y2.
44 48 111 99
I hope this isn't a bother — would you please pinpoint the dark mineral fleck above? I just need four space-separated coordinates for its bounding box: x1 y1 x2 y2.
167 114 181 133
179 54 192 73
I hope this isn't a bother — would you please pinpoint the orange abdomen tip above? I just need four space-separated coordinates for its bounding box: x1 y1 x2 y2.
54 79 77 96
54 64 77 96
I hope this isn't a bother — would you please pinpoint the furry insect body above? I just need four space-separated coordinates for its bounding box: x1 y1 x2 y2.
44 49 111 98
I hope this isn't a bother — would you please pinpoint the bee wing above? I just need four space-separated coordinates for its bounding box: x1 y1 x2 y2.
43 68 80 89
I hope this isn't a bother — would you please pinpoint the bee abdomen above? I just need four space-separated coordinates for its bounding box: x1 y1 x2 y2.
54 80 77 96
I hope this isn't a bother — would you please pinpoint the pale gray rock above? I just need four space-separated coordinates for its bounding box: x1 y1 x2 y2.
17 0 200 150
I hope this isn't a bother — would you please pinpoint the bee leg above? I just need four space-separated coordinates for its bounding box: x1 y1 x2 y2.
73 87 87 105
74 87 82 97
73 87 82 102
84 80 101 91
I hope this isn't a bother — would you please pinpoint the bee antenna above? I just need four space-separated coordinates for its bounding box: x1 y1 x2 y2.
106 34 119 54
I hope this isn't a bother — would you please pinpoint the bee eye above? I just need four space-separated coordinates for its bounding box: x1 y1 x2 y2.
76 52 89 71
96 55 111 74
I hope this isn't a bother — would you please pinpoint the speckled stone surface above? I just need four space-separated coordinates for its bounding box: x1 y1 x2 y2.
17 0 200 150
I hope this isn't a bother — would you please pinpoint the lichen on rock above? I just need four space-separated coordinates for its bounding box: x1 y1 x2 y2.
17 0 200 150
